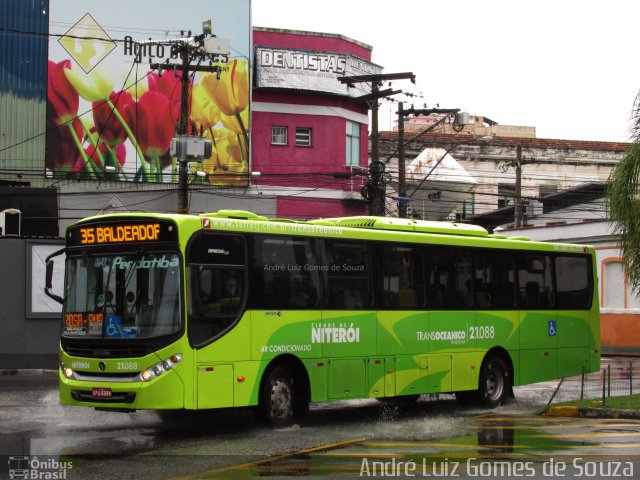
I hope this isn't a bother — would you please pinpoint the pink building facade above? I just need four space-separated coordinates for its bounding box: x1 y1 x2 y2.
252 27 379 219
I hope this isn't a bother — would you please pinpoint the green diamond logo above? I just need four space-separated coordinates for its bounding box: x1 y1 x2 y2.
58 13 117 73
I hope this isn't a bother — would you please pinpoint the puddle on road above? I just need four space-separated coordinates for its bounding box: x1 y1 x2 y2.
199 413 640 479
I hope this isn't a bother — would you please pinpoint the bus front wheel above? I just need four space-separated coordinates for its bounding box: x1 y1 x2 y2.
478 356 510 408
258 366 295 427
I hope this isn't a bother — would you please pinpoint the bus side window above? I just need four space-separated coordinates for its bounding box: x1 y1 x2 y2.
251 236 321 310
473 251 516 309
555 255 592 309
323 241 372 309
425 248 472 309
188 266 244 346
517 253 554 309
377 245 425 309
186 233 246 347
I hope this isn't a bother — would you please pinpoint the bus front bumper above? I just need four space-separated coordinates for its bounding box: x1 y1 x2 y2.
59 367 185 411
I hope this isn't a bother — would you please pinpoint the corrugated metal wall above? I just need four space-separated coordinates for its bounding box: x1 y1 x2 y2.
0 0 48 184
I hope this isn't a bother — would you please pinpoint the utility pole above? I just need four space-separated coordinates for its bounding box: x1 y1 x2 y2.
514 145 523 228
149 23 230 214
177 47 191 214
499 144 534 228
370 84 384 216
397 102 407 218
338 72 415 216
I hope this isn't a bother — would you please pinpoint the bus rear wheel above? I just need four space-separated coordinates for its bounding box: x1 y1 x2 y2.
258 366 295 427
478 356 510 408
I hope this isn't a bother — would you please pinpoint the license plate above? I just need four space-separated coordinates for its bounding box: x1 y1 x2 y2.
92 387 112 399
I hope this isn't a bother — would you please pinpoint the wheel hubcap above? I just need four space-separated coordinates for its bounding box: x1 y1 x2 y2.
485 365 504 400
270 378 292 419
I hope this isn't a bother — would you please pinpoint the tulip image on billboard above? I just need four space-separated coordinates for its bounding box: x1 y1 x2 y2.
46 1 251 186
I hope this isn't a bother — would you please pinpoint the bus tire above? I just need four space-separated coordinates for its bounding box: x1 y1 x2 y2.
258 366 295 427
478 356 510 408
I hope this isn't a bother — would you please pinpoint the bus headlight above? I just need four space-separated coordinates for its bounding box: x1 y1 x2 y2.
59 360 76 380
139 354 182 382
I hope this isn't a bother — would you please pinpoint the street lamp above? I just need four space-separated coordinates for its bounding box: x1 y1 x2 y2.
408 135 493 199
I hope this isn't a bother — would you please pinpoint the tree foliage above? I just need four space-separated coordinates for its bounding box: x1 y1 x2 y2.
606 93 640 292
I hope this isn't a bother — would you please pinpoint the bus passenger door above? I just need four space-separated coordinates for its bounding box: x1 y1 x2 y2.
186 233 248 409
517 254 558 384
322 241 376 400
518 310 557 384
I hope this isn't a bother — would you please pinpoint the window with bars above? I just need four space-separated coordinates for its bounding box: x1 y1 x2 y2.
271 126 288 145
295 127 312 147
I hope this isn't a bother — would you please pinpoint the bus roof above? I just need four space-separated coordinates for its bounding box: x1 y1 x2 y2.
309 216 489 238
71 209 593 255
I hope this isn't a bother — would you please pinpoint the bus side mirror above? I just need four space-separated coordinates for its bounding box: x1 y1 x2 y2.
46 259 54 291
45 257 64 305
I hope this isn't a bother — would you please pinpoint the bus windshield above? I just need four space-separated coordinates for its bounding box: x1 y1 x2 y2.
62 252 182 339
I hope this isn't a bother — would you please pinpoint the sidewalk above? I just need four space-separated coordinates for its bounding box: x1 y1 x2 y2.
0 369 56 377
602 346 640 358
546 404 640 419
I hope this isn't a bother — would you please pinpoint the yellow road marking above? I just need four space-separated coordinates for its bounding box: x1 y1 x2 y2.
258 453 640 462
533 432 640 438
359 441 528 449
174 437 365 479
599 444 640 448
473 416 578 422
467 423 640 430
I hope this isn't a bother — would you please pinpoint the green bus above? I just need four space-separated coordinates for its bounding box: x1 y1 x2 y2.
46 209 600 426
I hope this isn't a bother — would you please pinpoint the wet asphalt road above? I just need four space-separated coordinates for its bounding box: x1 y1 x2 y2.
1 366 639 479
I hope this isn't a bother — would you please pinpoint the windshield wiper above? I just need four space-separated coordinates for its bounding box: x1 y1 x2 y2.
124 249 146 319
124 249 146 292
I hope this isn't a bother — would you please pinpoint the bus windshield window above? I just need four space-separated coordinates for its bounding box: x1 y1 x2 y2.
63 252 182 339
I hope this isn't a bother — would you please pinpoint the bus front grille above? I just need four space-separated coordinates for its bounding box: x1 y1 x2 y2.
71 390 136 404
64 345 150 358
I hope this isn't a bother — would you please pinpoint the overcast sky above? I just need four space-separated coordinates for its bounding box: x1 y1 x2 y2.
253 0 639 143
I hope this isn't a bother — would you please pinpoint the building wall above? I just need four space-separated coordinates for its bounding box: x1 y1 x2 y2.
253 27 373 59
252 28 371 218
0 238 62 369
379 132 627 221
0 0 48 184
252 111 366 187
276 196 365 219
56 184 277 233
402 115 537 139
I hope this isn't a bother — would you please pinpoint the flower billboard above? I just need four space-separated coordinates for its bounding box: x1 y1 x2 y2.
47 1 251 186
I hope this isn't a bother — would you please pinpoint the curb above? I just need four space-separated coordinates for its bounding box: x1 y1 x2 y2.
545 405 640 419
0 369 57 377
545 406 579 417
579 407 640 419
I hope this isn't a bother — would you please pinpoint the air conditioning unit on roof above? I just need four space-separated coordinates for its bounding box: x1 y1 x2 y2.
0 208 21 237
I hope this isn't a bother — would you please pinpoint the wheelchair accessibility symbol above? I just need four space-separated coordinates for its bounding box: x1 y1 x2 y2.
548 320 557 337
105 315 122 337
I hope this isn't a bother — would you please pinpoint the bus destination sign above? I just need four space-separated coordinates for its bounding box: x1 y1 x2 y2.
68 220 177 247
